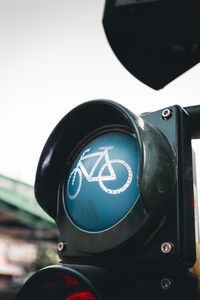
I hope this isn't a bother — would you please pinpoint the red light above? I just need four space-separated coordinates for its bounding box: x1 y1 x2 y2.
58 274 80 288
65 291 96 300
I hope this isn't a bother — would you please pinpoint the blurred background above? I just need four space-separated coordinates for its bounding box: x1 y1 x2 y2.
0 0 200 298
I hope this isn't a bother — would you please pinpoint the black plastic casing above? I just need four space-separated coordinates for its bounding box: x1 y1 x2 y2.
103 0 200 90
15 264 145 300
34 101 195 271
15 264 199 300
138 106 195 269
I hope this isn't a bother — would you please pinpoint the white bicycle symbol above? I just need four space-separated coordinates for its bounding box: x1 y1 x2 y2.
67 146 133 200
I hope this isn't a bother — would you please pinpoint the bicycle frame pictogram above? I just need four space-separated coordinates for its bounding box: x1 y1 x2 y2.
67 146 133 200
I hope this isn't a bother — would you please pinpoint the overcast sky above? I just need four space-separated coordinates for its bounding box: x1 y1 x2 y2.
0 0 200 186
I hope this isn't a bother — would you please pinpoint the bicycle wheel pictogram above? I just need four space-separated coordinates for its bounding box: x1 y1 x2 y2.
98 159 133 194
67 168 82 200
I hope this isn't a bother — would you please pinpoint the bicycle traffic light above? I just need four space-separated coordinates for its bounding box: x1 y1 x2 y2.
16 100 197 299
103 0 200 89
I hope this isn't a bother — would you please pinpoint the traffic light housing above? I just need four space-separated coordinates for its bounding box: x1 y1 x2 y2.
34 100 195 269
103 0 200 89
15 263 199 300
15 263 148 300
16 100 197 299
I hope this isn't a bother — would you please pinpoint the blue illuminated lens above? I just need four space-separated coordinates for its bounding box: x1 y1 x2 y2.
65 131 139 232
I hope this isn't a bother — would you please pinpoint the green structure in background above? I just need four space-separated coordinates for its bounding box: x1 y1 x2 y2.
0 174 55 229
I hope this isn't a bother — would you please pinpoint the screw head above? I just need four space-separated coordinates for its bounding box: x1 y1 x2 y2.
162 109 172 120
161 242 174 254
161 278 173 290
58 242 65 252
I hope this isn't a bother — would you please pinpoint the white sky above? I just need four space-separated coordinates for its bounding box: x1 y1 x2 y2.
0 0 200 186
